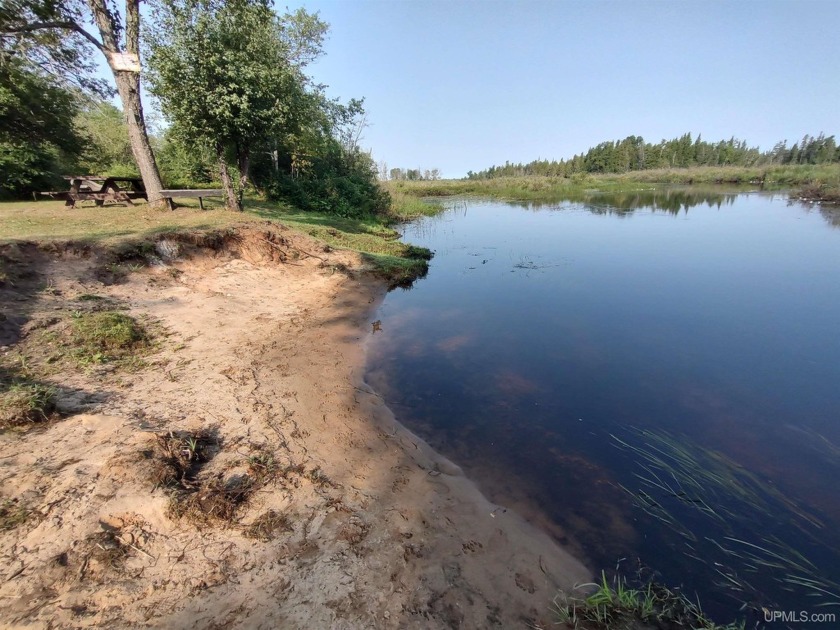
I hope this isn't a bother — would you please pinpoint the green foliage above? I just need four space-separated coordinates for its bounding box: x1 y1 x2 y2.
0 58 84 196
146 0 328 209
154 128 218 189
74 101 136 176
0 0 112 97
264 144 390 218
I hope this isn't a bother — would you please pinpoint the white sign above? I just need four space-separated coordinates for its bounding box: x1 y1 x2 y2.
108 52 142 72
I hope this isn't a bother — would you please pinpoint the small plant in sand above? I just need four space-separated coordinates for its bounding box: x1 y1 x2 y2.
0 380 57 429
148 430 216 489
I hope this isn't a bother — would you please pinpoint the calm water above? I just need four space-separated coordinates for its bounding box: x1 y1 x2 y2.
366 189 840 626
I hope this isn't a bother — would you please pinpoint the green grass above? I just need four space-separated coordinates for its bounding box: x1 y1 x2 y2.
0 380 57 428
555 572 745 630
67 311 150 367
388 164 840 202
0 194 437 287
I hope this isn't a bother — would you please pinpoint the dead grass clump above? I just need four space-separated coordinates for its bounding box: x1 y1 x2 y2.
242 509 294 542
307 466 335 488
0 380 57 429
0 498 32 531
168 474 254 526
87 530 131 569
148 430 217 489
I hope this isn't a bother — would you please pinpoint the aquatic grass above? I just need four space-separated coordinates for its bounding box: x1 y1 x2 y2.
554 571 746 630
611 428 840 612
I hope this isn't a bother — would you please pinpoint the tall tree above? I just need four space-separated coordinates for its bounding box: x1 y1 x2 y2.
1 0 166 205
146 0 327 211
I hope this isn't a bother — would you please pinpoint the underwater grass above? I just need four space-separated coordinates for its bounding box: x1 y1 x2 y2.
611 428 840 612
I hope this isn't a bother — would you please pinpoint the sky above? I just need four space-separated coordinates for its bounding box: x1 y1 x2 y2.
281 0 840 178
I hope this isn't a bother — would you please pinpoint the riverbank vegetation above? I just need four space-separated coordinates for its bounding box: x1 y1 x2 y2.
388 163 840 202
554 572 745 630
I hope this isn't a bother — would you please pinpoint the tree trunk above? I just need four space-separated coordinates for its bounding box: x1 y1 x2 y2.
87 0 167 207
216 145 239 211
236 150 249 213
112 71 167 206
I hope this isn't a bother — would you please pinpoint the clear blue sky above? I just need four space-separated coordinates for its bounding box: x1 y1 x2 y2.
286 0 840 178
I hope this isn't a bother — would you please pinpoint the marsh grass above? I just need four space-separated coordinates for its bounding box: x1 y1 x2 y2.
554 572 745 630
388 164 840 201
612 428 840 612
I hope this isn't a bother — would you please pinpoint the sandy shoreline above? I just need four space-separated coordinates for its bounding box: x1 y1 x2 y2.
0 226 590 628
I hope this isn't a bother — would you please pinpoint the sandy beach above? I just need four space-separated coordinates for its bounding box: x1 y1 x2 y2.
0 225 590 629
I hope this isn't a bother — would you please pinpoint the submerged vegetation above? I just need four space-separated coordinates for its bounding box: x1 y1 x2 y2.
611 428 840 614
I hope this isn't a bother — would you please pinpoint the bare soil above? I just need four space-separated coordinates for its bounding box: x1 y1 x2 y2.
0 224 589 629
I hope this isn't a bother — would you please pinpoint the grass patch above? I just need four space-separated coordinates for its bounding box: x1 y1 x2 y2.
388 189 443 221
0 198 255 244
363 253 430 289
0 379 57 429
0 195 438 288
0 498 32 531
68 311 149 367
555 572 744 630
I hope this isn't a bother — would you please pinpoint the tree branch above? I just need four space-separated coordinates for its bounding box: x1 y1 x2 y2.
2 21 106 52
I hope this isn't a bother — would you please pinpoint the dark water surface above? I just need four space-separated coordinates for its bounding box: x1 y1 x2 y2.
366 189 840 626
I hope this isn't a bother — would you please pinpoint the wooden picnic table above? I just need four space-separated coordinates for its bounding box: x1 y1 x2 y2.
41 176 148 208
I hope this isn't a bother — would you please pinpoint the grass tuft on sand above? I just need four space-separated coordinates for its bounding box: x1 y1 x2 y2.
0 379 57 429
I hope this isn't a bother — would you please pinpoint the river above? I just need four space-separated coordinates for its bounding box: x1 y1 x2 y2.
366 188 840 626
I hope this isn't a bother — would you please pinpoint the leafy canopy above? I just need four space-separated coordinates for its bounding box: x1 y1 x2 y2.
146 0 326 154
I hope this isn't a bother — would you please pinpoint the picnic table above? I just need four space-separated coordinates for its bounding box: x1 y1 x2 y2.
41 176 148 208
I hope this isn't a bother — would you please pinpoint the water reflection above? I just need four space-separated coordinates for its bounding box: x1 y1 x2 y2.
369 190 840 625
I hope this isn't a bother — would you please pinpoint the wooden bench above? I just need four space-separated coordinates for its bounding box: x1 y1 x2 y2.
159 189 224 210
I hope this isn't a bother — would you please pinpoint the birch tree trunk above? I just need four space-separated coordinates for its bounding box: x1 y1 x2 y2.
88 0 167 207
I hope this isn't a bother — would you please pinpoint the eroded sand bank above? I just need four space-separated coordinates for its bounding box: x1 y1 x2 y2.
0 226 590 629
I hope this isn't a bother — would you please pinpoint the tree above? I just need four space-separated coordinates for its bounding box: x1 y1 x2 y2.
1 0 166 205
75 100 135 175
146 0 327 211
0 56 84 195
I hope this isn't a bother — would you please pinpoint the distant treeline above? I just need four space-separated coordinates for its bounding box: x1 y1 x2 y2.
467 133 840 179
381 166 442 181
